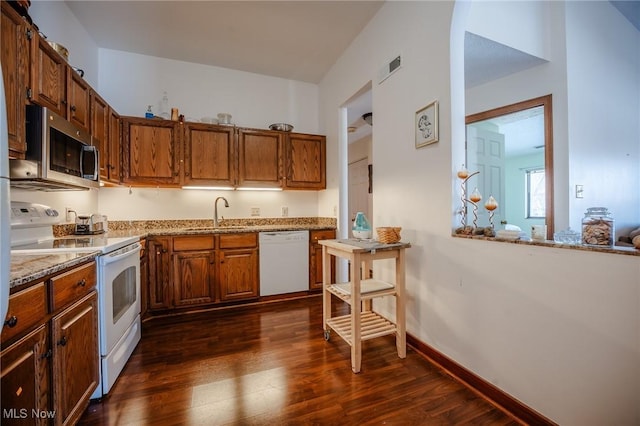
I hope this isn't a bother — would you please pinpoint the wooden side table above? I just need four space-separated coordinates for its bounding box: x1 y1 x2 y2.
320 239 410 373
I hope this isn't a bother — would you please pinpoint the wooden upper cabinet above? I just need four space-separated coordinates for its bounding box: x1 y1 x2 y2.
107 107 121 183
121 117 181 186
30 30 67 118
238 128 283 188
67 68 91 132
183 123 236 187
90 91 109 181
285 133 326 189
1 2 29 159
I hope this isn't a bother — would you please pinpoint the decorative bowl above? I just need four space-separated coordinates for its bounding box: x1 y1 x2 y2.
269 123 294 132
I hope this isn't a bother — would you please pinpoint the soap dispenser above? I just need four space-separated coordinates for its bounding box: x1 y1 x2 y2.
352 212 372 239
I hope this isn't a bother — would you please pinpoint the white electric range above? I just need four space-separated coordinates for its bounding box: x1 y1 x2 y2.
10 202 141 399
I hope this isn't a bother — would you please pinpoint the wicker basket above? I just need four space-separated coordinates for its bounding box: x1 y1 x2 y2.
376 227 402 244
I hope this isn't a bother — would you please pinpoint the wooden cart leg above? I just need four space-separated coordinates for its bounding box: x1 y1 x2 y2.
322 245 332 335
395 248 407 358
351 252 362 373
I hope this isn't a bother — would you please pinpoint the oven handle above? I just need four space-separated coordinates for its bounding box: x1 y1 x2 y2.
101 243 141 265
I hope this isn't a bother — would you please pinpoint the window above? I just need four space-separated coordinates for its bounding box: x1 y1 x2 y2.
526 168 545 218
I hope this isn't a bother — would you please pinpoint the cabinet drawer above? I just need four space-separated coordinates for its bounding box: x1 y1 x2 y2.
219 233 257 249
51 262 97 312
310 230 336 244
2 282 47 344
173 236 215 251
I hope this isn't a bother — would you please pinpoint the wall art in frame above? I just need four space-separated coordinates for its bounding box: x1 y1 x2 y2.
415 100 439 148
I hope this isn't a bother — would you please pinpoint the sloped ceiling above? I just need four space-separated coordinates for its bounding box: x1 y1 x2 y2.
65 0 384 84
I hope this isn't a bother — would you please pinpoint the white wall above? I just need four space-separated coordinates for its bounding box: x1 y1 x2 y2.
29 1 99 88
565 1 640 236
98 49 319 134
466 0 551 60
97 187 319 221
319 1 639 424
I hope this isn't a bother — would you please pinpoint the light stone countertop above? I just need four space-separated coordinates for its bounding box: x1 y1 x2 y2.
10 252 99 290
13 218 337 292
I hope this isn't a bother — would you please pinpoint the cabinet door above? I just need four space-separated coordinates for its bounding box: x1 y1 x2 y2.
30 31 67 118
122 118 181 186
238 128 283 188
148 237 172 310
107 108 121 183
1 2 29 158
173 250 216 307
91 91 110 181
285 133 326 189
309 230 336 290
67 68 90 132
183 123 236 187
51 291 99 426
219 248 258 301
0 325 50 426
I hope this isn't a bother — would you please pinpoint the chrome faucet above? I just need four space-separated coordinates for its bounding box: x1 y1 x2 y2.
214 196 229 227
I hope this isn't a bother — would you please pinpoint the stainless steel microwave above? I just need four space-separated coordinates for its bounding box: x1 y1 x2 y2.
10 105 99 190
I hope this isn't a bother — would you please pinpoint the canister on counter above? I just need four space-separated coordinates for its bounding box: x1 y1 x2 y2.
581 207 614 246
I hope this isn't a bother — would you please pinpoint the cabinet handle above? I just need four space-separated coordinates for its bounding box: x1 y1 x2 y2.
4 315 18 328
70 105 77 112
162 249 167 253
41 349 52 359
57 336 67 346
220 253 225 264
61 99 67 105
77 278 86 287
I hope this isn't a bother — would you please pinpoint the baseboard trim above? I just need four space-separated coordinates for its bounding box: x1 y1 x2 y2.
406 333 557 426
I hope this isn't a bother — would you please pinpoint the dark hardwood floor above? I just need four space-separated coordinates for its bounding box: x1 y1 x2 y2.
79 296 520 425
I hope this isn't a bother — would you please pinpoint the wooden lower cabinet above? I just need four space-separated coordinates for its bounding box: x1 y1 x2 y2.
1 261 98 426
173 250 216 307
148 237 172 310
310 229 336 290
51 291 98 426
219 247 258 301
145 233 259 313
0 325 50 426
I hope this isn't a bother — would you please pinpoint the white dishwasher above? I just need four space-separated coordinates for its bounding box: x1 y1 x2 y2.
259 231 309 296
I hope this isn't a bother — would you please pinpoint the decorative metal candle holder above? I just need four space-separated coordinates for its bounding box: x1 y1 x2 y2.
469 187 482 229
485 195 498 229
456 165 480 230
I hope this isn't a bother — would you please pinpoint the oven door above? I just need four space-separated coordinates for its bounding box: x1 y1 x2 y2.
99 242 141 355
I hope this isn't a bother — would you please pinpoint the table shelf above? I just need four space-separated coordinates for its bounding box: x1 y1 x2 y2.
320 238 410 373
326 279 396 302
326 311 397 345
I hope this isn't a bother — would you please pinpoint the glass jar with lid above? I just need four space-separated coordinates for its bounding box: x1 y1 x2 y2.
581 207 614 246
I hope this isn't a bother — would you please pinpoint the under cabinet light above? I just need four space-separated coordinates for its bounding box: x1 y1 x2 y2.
181 186 235 191
236 187 283 191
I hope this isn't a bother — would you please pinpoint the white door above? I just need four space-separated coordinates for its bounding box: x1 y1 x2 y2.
466 125 505 228
348 158 371 228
